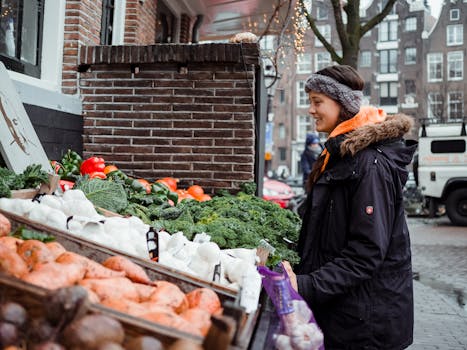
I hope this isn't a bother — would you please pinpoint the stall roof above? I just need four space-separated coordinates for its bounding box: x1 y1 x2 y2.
171 0 296 41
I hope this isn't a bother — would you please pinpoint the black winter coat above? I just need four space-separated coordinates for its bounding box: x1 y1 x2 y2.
294 114 417 350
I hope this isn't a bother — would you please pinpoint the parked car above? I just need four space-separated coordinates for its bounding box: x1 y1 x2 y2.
262 178 295 208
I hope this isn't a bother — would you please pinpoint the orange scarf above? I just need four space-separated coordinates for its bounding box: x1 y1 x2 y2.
320 106 387 173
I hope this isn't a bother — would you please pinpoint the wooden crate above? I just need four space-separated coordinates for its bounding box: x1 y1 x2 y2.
0 209 260 349
0 272 201 347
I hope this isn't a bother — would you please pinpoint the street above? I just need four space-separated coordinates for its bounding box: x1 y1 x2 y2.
407 216 467 349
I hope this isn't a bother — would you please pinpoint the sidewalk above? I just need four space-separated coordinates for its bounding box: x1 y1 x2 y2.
408 280 467 349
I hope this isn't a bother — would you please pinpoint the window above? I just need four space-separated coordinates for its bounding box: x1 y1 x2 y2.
297 115 311 141
448 92 463 120
405 80 415 95
427 53 443 82
297 81 308 107
405 17 416 32
447 24 463 46
278 123 286 139
315 24 331 47
0 0 44 78
379 82 398 105
297 53 312 73
450 9 460 21
431 140 466 154
101 0 115 45
378 20 398 42
279 89 285 104
404 47 416 65
379 49 397 73
359 51 371 67
363 82 371 96
315 51 330 71
279 147 287 161
447 51 463 80
428 92 442 119
316 3 328 20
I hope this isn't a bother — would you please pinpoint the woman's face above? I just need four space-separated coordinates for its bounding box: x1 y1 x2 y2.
308 91 341 134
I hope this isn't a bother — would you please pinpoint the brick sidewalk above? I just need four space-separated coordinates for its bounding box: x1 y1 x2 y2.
408 280 467 349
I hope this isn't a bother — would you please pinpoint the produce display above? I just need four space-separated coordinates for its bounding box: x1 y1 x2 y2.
0 149 305 349
0 165 50 198
0 213 222 339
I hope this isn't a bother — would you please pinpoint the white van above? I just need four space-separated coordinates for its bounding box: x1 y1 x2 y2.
416 119 467 226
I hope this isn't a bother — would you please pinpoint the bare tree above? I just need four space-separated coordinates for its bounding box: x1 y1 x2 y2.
298 0 398 68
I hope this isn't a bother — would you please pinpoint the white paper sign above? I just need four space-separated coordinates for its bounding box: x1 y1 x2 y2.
0 62 51 174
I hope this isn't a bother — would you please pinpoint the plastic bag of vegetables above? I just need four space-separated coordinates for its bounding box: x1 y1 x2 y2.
258 263 324 350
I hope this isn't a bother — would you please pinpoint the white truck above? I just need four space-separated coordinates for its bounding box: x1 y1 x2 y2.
415 119 467 226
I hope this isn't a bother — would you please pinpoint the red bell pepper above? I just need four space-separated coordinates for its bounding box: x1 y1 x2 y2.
80 157 105 175
59 180 75 191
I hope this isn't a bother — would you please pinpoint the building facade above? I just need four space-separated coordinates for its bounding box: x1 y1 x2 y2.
270 0 466 180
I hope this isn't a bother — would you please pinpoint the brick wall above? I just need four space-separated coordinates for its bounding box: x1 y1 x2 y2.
78 43 260 193
124 0 157 45
63 0 103 94
180 14 191 43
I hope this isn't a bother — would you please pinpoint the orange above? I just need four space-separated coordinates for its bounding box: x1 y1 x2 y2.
187 185 204 199
103 165 118 174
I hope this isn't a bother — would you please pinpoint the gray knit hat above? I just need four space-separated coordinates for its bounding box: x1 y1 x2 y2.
304 73 363 117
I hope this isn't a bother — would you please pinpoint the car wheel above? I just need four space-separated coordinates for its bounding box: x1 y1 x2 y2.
446 188 467 226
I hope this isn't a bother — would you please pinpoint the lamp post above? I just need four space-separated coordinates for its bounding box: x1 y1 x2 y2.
264 64 281 177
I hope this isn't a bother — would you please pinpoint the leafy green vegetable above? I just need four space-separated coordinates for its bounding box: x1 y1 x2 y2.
153 192 302 266
13 226 55 242
74 178 128 213
0 164 49 197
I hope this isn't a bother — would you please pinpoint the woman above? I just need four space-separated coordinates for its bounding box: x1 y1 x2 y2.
283 65 417 349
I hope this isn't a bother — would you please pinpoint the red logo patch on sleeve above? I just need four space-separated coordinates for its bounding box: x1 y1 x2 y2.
365 206 374 215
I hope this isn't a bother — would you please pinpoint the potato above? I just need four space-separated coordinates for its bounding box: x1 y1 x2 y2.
0 321 18 347
32 342 65 350
0 302 27 329
96 342 125 350
61 314 124 349
45 285 89 327
125 336 164 350
27 317 55 344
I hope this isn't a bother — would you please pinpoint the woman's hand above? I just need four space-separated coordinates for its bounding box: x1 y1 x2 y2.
282 260 298 292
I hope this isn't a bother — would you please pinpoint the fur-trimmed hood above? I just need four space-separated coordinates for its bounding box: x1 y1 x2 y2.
340 113 414 156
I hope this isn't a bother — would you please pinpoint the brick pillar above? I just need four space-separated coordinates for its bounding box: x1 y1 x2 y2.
124 0 157 45
78 43 261 194
180 14 191 43
63 0 103 94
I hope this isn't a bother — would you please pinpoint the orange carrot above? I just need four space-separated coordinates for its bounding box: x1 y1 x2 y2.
150 281 189 313
17 240 53 270
133 283 157 302
0 244 28 278
79 277 139 302
56 252 125 279
186 288 221 315
45 241 67 260
0 236 24 252
102 255 152 284
22 261 85 289
139 309 202 336
180 308 212 336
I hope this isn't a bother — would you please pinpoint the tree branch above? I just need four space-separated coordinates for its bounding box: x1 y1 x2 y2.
298 0 342 63
330 0 349 48
361 0 398 35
